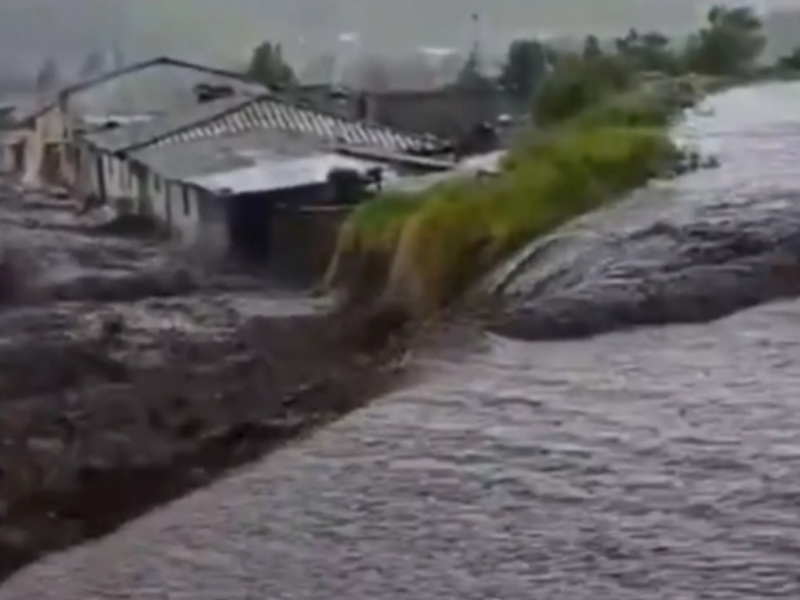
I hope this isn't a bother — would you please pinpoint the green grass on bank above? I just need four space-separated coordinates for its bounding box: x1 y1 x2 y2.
333 84 692 311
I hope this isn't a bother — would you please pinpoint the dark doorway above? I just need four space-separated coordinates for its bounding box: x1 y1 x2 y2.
41 143 61 185
12 141 25 173
226 192 273 262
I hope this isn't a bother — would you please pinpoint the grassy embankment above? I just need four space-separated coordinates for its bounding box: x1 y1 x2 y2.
326 74 714 316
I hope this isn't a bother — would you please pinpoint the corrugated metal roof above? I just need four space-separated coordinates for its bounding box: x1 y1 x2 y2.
187 152 391 195
85 93 258 151
147 95 444 155
129 129 325 181
86 91 447 156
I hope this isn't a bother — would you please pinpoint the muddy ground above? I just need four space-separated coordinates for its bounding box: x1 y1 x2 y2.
0 181 407 581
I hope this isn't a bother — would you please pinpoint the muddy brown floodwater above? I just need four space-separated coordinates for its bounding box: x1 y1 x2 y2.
0 187 407 580
5 82 800 599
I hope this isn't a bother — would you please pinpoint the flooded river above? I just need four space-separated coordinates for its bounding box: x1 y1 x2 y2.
5 82 800 598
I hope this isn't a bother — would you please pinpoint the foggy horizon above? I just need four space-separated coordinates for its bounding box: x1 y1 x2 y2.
1 0 799 93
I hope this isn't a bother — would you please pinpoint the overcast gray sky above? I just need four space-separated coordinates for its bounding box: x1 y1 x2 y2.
0 0 794 88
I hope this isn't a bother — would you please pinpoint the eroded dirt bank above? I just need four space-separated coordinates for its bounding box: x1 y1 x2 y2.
0 183 407 581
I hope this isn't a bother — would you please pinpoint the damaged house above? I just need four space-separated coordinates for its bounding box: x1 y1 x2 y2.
5 56 266 191
80 92 453 276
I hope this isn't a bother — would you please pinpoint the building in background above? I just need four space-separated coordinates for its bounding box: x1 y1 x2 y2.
77 89 452 270
7 56 266 192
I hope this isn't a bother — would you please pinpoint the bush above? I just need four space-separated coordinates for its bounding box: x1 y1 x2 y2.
570 88 675 129
339 192 424 254
335 122 677 310
328 42 713 312
533 54 635 125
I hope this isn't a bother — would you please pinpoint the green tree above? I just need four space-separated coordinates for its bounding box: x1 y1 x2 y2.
683 6 765 75
615 29 679 74
247 41 297 89
582 35 603 60
533 53 634 125
499 39 549 101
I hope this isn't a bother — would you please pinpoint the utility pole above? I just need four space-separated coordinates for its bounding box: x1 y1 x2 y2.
469 12 482 72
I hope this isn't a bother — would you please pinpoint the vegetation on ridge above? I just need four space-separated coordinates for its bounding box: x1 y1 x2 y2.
335 123 679 310
326 5 799 313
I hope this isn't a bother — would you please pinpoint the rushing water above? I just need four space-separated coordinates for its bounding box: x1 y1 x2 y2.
5 82 800 599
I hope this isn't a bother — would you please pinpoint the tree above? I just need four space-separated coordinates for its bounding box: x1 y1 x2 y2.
533 53 634 125
499 39 549 101
247 41 297 89
582 35 603 60
615 29 679 74
615 28 639 55
683 6 765 75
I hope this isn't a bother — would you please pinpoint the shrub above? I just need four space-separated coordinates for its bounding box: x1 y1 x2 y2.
337 123 677 310
533 54 635 125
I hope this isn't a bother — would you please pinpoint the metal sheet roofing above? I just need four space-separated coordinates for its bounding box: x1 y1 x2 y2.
187 152 390 195
85 91 447 156
147 95 445 156
129 129 326 181
84 93 260 152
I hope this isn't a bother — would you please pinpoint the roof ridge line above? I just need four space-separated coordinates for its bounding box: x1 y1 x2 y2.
118 93 272 155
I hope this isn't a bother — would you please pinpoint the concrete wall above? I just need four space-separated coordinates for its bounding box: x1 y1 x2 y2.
162 181 206 246
154 182 229 259
149 169 170 225
22 103 66 188
194 190 230 258
74 139 98 198
0 129 27 174
78 148 221 256
101 153 128 205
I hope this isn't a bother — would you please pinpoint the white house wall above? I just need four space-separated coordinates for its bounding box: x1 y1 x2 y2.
22 104 66 188
99 153 145 211
194 190 230 257
166 181 202 245
0 129 27 174
149 171 170 226
75 140 97 198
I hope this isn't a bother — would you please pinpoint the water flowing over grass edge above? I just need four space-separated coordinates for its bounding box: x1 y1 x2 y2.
325 79 711 315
